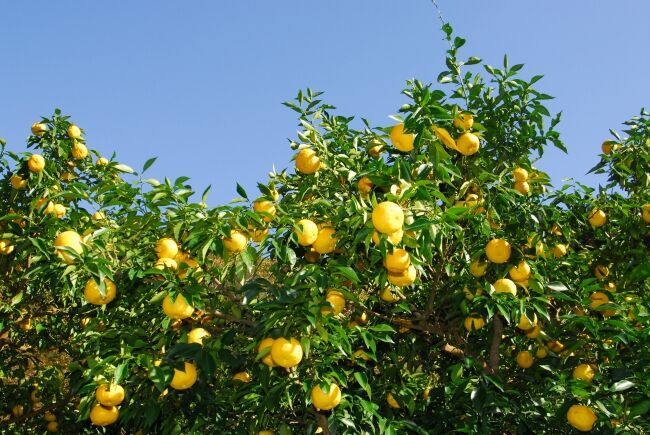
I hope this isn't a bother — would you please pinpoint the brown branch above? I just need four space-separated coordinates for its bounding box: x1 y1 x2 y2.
314 411 331 435
487 315 504 374
211 309 255 326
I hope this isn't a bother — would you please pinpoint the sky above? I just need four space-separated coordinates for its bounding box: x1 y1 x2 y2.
1 1 648 204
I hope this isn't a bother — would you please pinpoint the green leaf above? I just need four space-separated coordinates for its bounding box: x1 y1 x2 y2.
236 183 248 200
142 157 157 173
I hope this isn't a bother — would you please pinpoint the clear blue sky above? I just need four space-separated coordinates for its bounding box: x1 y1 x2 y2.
1 1 648 203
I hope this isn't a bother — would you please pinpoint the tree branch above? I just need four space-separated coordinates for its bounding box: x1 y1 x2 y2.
487 315 504 374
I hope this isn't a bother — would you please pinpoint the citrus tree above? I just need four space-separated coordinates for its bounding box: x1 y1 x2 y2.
1 23 648 434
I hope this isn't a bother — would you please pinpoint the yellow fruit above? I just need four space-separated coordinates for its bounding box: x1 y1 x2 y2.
380 286 400 302
386 393 400 409
601 140 618 155
485 238 511 264
494 278 517 296
295 148 321 174
464 316 485 331
170 362 197 390
372 229 403 245
455 132 480 156
594 265 609 280
11 404 24 417
162 294 194 319
51 203 66 219
513 167 529 182
551 223 563 236
96 157 109 166
31 122 47 136
589 292 614 316
71 142 88 160
358 176 373 194
453 112 474 130
311 383 342 411
295 219 318 246
384 248 410 273
387 264 417 287
588 208 607 228
257 337 276 367
155 238 178 259
517 313 538 331
27 154 46 173
566 404 597 432
390 123 414 152
223 230 248 253
312 227 337 254
516 351 534 368
509 261 531 282
0 239 15 255
10 175 27 190
258 431 274 435
154 257 178 271
232 371 251 383
271 337 303 368
572 364 596 383
54 230 83 264
84 278 117 305
642 204 650 224
547 340 565 353
368 139 384 157
321 290 345 316
95 384 125 406
372 201 404 234
44 411 57 422
535 346 548 358
60 171 75 182
525 325 541 339
249 228 269 243
253 200 276 222
91 211 106 222
514 181 530 195
304 248 320 263
187 328 210 345
553 244 568 258
46 421 58 432
89 404 119 426
463 286 484 301
432 126 456 149
67 124 82 139
469 260 488 277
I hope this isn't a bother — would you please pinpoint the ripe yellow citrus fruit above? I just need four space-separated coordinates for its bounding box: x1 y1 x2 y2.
390 123 414 152
162 293 194 319
253 200 276 222
311 383 342 410
601 140 618 155
67 124 82 139
384 248 410 273
469 260 488 277
170 362 197 390
535 346 548 358
154 257 178 271
96 156 109 166
547 340 565 353
525 325 541 339
386 393 401 409
258 431 274 435
516 351 534 368
372 201 404 234
380 286 400 302
485 238 511 264
588 208 607 228
572 364 596 383
321 290 345 316
31 122 47 136
249 228 269 243
387 264 416 287
513 167 528 182
517 313 538 331
95 384 125 406
232 372 252 383
155 238 178 259
553 244 568 258
187 327 210 345
84 278 117 305
509 261 531 282
453 112 474 130
566 404 597 432
28 154 46 173
54 230 83 264
295 219 318 246
91 211 106 222
432 126 456 149
46 421 58 432
89 404 119 426
368 139 384 157
494 278 517 296
11 404 23 417
271 337 303 368
257 337 276 367
464 316 485 331
71 142 88 160
642 204 650 224
0 239 15 255
372 229 403 245
312 227 337 254
295 148 321 174
358 177 373 194
463 286 485 301
594 265 609 280
514 181 530 195
10 175 27 190
223 229 248 253
456 132 480 156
